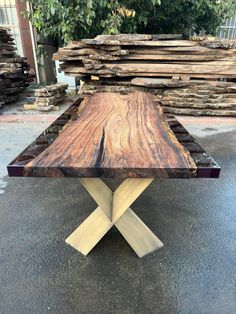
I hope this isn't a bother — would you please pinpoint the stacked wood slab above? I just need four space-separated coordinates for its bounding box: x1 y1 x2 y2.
0 27 30 108
55 34 236 116
24 83 68 111
0 71 6 109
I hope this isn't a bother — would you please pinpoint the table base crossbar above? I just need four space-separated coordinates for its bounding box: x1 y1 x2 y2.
66 178 163 257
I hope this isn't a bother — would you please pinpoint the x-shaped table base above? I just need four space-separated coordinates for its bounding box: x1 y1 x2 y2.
66 178 163 257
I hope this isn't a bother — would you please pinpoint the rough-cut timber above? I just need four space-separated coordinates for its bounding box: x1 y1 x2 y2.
54 34 236 116
32 83 68 112
162 107 236 116
0 27 31 107
200 39 236 49
8 92 220 179
80 78 236 116
55 35 236 80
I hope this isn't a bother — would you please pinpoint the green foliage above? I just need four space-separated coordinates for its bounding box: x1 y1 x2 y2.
137 0 236 36
25 0 236 46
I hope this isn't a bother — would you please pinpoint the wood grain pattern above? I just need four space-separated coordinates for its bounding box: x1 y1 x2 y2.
7 93 220 178
22 92 197 178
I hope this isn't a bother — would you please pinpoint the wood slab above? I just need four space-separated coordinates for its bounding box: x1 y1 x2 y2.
7 93 220 178
81 39 198 47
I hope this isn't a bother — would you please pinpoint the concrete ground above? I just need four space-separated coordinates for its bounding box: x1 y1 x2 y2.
0 105 235 314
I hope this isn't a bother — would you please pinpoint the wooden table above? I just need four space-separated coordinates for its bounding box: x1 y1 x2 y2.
8 92 220 257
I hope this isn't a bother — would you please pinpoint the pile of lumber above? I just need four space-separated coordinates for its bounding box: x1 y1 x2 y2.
155 79 236 116
23 83 68 111
0 27 31 108
0 71 6 109
55 34 236 116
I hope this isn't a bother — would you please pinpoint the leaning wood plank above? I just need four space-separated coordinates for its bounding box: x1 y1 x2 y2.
116 209 163 257
23 92 197 178
65 207 113 255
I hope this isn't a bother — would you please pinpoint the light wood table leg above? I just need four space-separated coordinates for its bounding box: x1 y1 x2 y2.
116 209 163 257
65 207 113 256
66 178 163 257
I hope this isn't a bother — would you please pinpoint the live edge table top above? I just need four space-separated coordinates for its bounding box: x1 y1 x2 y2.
7 92 220 178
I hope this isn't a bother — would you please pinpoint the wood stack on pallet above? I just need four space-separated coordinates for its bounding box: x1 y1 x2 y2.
55 34 236 116
0 27 31 108
23 83 68 111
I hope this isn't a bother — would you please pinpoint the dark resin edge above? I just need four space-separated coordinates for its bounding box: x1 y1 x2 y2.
7 97 84 177
164 113 221 178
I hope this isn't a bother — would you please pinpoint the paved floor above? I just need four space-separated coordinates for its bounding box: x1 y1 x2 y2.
0 110 235 314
